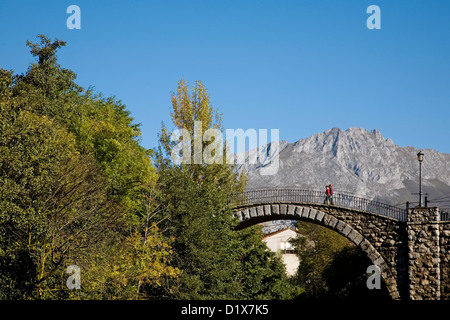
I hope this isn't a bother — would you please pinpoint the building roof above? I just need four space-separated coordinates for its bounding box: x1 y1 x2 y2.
262 227 297 240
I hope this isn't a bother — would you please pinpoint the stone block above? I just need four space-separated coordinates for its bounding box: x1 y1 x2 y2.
302 207 311 218
257 206 264 216
327 216 338 228
347 228 357 241
336 220 346 233
353 233 363 246
372 257 384 268
272 204 279 214
287 205 296 215
360 239 370 251
315 210 325 222
342 224 352 236
308 208 317 219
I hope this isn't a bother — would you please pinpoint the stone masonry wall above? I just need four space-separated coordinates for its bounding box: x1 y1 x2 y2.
440 221 450 300
407 207 440 300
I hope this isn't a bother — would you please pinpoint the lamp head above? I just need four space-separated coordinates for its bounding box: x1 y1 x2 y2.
417 151 424 163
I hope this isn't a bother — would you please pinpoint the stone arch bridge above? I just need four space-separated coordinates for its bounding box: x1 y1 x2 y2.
229 188 450 300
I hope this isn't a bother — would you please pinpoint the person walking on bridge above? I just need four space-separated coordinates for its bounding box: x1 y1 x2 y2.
329 184 334 205
324 185 331 205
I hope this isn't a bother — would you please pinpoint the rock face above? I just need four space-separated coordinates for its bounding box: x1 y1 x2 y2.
235 127 450 208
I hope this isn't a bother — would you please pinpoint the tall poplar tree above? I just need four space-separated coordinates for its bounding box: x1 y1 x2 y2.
154 79 298 299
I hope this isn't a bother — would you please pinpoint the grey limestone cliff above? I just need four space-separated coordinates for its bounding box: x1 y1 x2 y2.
235 127 450 208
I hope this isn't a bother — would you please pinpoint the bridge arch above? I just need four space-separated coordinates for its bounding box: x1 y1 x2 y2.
229 188 450 300
233 202 405 299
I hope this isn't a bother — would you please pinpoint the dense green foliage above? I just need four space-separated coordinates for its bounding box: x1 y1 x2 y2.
0 35 178 299
290 221 350 298
322 245 389 300
1 35 387 300
0 35 300 300
154 79 300 299
290 221 390 300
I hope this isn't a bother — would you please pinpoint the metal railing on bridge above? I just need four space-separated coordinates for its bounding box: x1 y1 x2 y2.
441 208 450 222
229 188 408 222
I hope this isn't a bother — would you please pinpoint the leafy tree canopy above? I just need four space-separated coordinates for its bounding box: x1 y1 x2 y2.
0 35 176 299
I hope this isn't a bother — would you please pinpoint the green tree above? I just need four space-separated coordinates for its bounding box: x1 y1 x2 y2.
290 221 350 299
154 79 297 299
290 221 390 300
0 35 178 299
236 226 303 299
71 224 180 300
14 35 157 225
0 105 117 298
154 157 244 299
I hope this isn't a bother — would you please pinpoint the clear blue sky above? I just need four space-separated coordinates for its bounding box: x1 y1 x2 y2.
1 0 450 153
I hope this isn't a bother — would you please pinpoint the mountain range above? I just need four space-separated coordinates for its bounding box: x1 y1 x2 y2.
235 127 450 211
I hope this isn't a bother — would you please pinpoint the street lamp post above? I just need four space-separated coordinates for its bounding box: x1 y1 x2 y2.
417 151 424 207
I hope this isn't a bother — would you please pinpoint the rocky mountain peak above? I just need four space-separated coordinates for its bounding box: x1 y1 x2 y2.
236 127 450 208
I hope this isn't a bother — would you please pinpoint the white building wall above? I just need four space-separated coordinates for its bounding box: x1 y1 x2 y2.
262 228 300 277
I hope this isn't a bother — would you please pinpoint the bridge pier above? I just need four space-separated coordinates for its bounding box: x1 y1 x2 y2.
407 207 441 300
